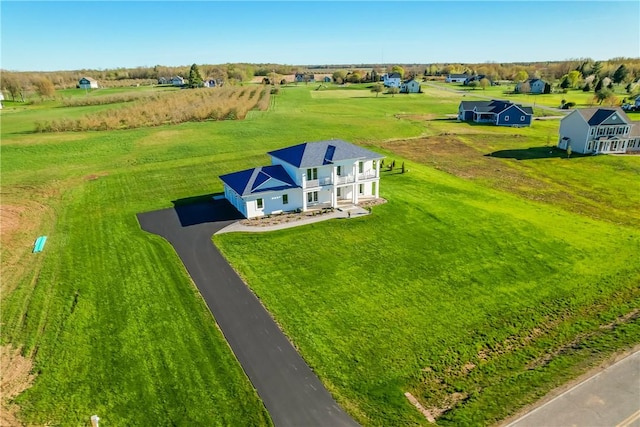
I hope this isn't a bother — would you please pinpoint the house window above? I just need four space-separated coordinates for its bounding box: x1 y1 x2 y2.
590 128 595 136
282 194 288 204
372 160 377 169
358 162 364 173
336 165 342 176
505 116 510 122
520 116 525 121
337 188 341 197
307 168 317 180
359 184 364 194
307 191 318 203
587 142 592 151
257 198 263 209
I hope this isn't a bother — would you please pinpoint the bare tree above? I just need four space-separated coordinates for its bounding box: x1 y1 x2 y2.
1 73 23 101
387 87 399 97
34 77 55 98
518 81 531 95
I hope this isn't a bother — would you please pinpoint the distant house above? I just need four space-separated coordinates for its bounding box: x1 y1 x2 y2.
323 76 332 83
294 73 315 83
220 139 384 219
516 78 550 94
464 74 491 86
557 107 640 154
458 100 533 127
400 79 421 93
0 92 4 109
203 79 223 88
157 77 170 85
382 73 402 88
445 74 467 83
171 76 185 86
78 77 98 89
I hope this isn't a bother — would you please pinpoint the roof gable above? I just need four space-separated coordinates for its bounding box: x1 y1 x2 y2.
600 111 627 126
220 165 298 196
498 104 532 117
580 108 630 126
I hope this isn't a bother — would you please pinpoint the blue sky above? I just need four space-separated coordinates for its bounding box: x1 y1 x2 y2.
1 1 638 71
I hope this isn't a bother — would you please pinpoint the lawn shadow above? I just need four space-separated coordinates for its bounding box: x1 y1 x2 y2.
487 147 589 161
172 193 243 227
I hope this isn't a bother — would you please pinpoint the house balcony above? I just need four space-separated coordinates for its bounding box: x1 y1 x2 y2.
304 177 332 188
358 171 378 180
336 175 355 185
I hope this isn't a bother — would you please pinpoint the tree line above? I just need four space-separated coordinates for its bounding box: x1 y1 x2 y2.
3 58 639 102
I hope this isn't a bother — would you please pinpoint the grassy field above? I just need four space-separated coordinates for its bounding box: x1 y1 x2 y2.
429 81 635 109
215 139 640 425
1 83 639 425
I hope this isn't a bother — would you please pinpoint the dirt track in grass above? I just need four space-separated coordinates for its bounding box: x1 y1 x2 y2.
0 346 36 426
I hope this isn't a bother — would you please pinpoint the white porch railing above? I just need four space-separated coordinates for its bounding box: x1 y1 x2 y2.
304 177 332 188
358 171 377 180
336 175 355 184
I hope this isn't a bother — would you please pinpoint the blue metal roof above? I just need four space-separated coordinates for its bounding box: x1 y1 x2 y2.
220 164 299 196
268 139 384 168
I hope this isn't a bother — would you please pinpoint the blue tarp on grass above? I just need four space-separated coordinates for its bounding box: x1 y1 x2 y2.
33 236 47 253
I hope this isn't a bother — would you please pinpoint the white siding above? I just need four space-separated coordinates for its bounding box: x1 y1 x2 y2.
558 110 590 153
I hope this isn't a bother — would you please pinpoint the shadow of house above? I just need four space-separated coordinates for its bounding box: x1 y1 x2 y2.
487 147 589 161
172 194 243 227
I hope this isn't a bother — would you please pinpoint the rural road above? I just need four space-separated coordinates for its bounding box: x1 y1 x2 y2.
137 199 358 427
505 350 640 427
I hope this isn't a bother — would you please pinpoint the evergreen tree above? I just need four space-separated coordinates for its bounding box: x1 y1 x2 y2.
625 83 633 94
188 63 203 88
594 78 604 93
613 64 628 84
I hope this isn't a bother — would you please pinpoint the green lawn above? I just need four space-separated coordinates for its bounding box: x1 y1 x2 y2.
1 83 639 425
215 148 640 426
429 81 635 109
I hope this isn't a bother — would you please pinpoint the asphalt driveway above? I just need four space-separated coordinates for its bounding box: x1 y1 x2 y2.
137 199 358 427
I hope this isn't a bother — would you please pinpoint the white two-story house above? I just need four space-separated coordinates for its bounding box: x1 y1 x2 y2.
557 107 640 154
382 73 402 88
220 139 384 218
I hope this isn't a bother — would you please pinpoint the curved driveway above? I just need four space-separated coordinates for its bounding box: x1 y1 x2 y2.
137 199 358 427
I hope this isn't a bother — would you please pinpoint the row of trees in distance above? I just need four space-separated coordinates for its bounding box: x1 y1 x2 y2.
2 58 639 102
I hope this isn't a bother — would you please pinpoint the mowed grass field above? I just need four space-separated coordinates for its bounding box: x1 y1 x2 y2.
1 83 639 425
428 80 635 109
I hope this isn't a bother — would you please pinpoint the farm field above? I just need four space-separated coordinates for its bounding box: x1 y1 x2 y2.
1 83 639 425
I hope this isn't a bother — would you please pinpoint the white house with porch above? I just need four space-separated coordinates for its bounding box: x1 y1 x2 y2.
557 107 640 155
220 139 384 218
